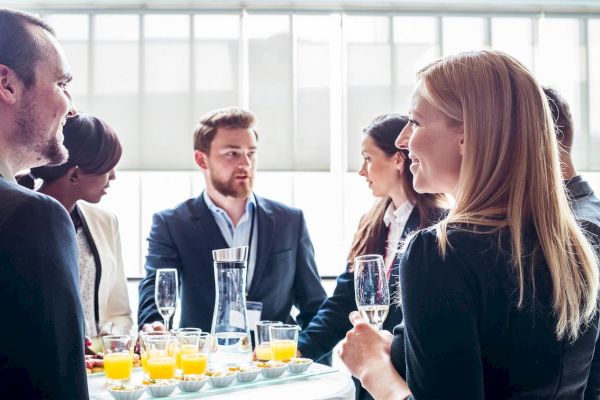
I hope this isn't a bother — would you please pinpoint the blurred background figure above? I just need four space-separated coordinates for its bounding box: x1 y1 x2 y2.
297 114 447 399
19 113 133 336
543 86 600 236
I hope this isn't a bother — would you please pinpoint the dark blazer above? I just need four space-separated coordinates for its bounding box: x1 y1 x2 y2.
395 226 600 399
0 177 88 399
566 176 600 400
297 207 445 363
138 192 327 332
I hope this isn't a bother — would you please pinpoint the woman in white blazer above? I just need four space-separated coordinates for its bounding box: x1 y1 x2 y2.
19 113 133 336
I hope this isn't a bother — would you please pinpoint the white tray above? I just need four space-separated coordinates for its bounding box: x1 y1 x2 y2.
89 363 337 399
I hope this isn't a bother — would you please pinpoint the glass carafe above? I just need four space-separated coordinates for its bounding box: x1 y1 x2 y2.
210 246 252 366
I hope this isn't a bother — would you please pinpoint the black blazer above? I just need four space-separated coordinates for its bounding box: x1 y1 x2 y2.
0 177 88 399
138 192 327 332
297 206 444 363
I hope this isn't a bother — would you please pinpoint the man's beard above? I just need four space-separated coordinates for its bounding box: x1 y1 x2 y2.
12 94 68 168
211 171 254 199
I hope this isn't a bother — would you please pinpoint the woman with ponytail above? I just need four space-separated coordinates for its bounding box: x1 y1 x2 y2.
20 113 132 336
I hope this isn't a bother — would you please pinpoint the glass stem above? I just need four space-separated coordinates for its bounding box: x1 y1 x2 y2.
164 317 169 331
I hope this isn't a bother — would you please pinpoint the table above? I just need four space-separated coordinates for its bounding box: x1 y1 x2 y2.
88 364 355 399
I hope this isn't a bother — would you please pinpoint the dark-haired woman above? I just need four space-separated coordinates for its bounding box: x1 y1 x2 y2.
19 113 132 336
297 114 446 398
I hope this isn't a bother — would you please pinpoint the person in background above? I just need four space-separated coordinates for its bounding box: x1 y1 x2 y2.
19 113 133 337
543 86 600 398
297 114 446 397
340 50 600 399
543 86 600 235
0 8 88 398
137 107 326 334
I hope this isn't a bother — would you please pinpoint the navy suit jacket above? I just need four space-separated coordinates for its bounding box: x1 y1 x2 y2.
0 176 88 399
297 207 444 364
138 192 327 333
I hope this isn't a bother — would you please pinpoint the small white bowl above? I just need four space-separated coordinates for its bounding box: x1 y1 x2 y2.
178 375 208 392
287 358 313 374
259 361 287 379
107 384 145 400
146 380 178 397
236 367 261 382
206 371 237 388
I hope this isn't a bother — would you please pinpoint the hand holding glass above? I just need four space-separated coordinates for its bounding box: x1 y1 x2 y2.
155 268 178 331
354 254 390 330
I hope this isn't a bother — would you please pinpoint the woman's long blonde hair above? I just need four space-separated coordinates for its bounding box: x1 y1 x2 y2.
417 50 598 341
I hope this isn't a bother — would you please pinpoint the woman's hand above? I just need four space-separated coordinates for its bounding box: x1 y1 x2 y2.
340 312 411 400
339 311 393 379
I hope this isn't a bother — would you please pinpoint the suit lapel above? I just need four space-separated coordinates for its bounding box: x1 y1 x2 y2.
401 207 420 240
247 196 274 297
190 193 229 269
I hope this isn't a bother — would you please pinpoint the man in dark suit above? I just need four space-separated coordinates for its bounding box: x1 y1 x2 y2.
0 9 88 399
543 87 600 235
543 87 600 400
138 107 327 334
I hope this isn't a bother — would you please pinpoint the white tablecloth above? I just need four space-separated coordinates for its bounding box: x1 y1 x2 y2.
88 364 355 400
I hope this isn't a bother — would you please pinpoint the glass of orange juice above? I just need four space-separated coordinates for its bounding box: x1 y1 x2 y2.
269 324 299 361
255 321 282 361
180 332 210 376
175 328 202 370
140 331 171 379
102 335 134 384
145 335 177 381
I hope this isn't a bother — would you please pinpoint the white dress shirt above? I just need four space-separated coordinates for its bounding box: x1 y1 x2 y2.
382 200 414 272
203 192 258 289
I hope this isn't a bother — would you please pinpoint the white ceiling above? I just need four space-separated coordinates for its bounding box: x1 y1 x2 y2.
4 0 600 13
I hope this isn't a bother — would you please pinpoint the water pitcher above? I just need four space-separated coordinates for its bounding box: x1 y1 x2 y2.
210 246 252 366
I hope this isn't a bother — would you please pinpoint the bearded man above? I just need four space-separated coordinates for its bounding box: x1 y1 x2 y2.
137 107 326 334
0 8 88 399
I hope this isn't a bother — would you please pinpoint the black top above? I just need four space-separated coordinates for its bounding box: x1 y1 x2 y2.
0 176 89 399
393 226 600 400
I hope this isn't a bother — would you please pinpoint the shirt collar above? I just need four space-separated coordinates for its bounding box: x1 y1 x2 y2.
203 191 256 219
0 159 16 184
383 200 414 228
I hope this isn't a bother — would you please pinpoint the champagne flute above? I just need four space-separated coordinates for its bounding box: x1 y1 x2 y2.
155 268 178 331
354 254 390 330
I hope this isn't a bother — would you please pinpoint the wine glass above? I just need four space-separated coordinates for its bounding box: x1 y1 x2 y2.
354 254 390 330
155 268 178 331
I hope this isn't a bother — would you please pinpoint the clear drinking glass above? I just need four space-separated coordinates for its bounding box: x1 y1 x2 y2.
140 331 171 379
145 335 177 381
179 332 210 376
155 268 178 331
354 254 390 330
175 328 202 370
255 321 282 361
102 335 134 384
269 324 299 361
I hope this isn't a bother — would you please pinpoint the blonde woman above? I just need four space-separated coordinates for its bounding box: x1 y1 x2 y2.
340 50 600 399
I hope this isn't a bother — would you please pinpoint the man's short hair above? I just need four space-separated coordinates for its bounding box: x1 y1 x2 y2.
193 107 258 153
543 86 574 151
0 9 55 88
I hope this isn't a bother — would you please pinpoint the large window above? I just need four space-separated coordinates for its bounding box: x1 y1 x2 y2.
30 8 600 279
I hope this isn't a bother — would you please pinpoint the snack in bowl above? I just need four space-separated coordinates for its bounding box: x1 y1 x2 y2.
236 365 261 383
260 360 287 379
178 374 208 392
107 384 145 400
206 369 237 388
287 357 313 374
145 379 178 397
